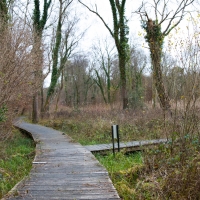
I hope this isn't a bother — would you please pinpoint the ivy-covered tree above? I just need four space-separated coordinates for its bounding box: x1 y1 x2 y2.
44 0 63 111
78 0 129 109
32 0 51 123
44 0 83 111
33 0 52 42
138 0 194 114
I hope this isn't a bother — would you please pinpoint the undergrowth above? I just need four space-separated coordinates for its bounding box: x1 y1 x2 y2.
95 140 200 200
134 139 200 200
40 108 167 145
0 129 35 198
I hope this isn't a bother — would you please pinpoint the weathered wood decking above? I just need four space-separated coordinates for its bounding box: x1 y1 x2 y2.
5 121 120 200
85 139 168 153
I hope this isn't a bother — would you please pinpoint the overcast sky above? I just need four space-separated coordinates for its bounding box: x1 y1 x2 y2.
72 0 196 53
76 0 143 51
18 0 196 53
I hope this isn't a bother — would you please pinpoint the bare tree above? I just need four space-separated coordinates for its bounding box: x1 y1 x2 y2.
127 45 147 109
91 40 117 104
63 54 89 107
44 0 86 111
137 0 194 114
78 0 130 109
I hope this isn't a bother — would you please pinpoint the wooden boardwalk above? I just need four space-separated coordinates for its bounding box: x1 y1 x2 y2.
85 139 168 153
5 121 120 200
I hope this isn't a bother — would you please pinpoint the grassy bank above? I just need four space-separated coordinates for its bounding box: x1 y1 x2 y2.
95 152 143 199
0 129 35 198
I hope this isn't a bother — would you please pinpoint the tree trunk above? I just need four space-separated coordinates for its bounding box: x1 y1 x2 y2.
32 0 52 117
31 40 43 123
107 63 111 104
152 76 156 108
94 69 107 104
150 42 171 112
55 70 64 112
40 85 44 118
32 92 39 123
119 54 128 109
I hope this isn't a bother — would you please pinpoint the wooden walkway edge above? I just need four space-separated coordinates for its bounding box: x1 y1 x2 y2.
4 120 120 200
85 139 168 153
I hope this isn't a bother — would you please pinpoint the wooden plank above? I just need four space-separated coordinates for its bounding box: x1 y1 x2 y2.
9 194 120 200
17 190 119 196
20 185 116 190
9 197 119 200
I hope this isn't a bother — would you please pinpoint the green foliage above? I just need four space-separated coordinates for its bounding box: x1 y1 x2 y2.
141 19 170 111
0 105 7 123
0 129 35 198
41 0 52 30
95 151 142 173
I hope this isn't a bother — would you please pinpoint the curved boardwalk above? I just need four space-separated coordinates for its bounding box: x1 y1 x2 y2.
7 121 120 200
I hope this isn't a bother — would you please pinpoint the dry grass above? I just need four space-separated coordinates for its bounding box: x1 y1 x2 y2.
40 104 169 145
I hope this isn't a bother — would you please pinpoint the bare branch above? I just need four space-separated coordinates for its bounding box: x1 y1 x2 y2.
160 0 169 22
158 10 171 25
153 0 159 20
136 3 151 22
78 0 114 37
163 0 195 35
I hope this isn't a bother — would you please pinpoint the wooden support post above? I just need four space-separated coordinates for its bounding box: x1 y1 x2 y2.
112 125 120 157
